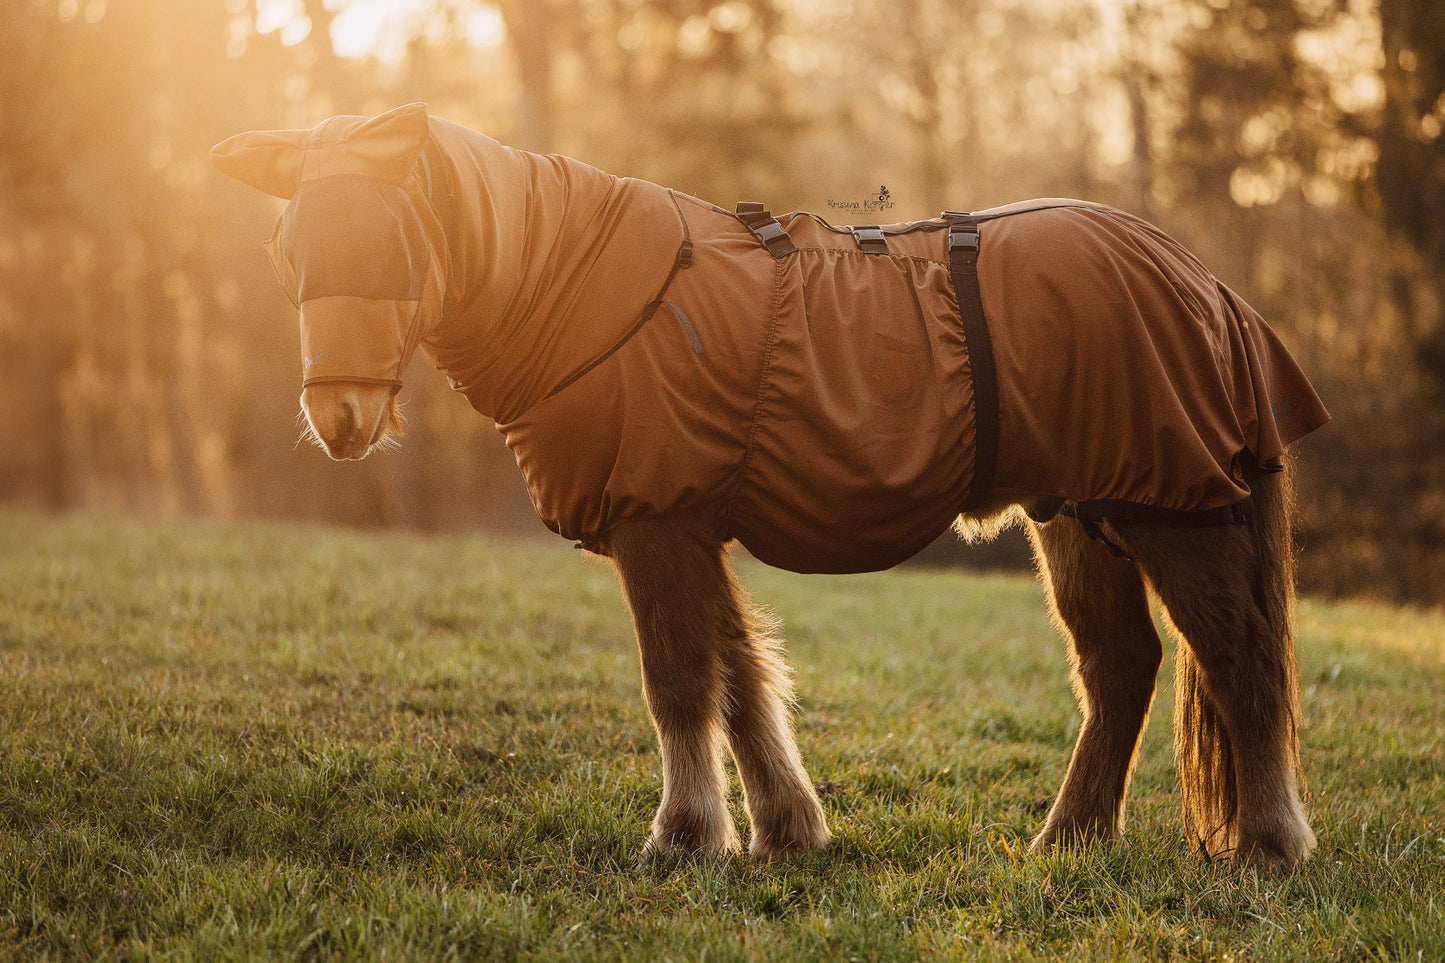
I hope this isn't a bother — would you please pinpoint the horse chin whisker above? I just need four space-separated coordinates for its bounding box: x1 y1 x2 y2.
370 429 404 454
295 409 327 453
292 398 403 456
389 397 407 438
368 399 405 453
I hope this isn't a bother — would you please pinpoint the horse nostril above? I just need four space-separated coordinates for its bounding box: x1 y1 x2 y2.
340 400 360 444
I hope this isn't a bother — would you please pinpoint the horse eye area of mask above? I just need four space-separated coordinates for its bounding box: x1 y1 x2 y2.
275 174 432 390
280 174 428 304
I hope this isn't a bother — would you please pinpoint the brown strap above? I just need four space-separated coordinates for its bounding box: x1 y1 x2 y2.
947 217 998 512
540 193 696 404
735 201 798 258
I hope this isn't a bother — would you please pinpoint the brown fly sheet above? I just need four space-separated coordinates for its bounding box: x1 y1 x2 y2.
212 104 1329 574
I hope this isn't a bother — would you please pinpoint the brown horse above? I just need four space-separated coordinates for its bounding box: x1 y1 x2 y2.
215 104 1326 870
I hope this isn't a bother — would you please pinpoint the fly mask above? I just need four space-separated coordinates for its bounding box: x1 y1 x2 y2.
210 103 447 393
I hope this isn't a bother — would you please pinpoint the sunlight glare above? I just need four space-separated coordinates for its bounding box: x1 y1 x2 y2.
330 0 390 59
255 0 301 36
252 0 508 63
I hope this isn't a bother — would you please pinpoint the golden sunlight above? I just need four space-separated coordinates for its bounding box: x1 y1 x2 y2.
253 0 504 63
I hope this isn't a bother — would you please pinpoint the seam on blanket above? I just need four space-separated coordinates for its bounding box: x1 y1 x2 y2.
782 245 949 268
722 257 791 536
416 137 456 287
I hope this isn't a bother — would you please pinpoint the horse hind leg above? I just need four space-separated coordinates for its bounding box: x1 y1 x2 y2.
1110 462 1316 870
1028 515 1163 850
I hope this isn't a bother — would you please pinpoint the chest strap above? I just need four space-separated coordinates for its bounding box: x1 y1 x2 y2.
946 216 999 512
735 201 798 258
539 191 696 405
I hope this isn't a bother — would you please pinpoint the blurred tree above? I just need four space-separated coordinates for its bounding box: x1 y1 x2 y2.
1 2 86 507
548 0 810 199
1376 0 1445 386
495 0 557 151
810 0 1117 216
1377 0 1445 264
1160 0 1445 600
1116 0 1166 220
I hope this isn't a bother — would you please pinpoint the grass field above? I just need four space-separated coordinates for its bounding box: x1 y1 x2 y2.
1 507 1442 961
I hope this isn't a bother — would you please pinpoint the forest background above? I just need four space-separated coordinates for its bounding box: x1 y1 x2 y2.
2 0 1443 604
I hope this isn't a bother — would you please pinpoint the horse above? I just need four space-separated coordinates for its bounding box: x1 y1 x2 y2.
212 103 1328 870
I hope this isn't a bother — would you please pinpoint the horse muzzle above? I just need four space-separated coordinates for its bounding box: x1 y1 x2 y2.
300 381 399 460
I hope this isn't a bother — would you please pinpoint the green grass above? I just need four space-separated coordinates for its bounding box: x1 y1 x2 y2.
1 507 1442 961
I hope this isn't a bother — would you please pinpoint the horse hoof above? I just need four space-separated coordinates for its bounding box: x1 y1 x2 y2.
637 820 742 868
746 815 832 860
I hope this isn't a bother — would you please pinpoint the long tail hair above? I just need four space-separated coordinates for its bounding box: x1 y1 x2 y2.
1174 454 1303 857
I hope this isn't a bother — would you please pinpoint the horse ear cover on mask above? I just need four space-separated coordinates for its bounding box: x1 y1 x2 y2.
209 101 431 198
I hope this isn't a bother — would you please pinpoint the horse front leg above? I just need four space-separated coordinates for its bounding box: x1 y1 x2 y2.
607 515 740 862
606 512 830 862
712 569 831 859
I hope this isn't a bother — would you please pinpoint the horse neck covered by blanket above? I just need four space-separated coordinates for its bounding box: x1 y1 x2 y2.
213 103 1329 870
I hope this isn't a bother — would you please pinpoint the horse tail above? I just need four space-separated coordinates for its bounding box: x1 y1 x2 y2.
1174 453 1303 857
1174 616 1236 855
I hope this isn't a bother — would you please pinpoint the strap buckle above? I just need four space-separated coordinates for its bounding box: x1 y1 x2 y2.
947 220 980 260
735 201 798 259
849 225 889 255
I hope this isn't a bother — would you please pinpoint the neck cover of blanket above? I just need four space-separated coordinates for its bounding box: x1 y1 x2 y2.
214 105 1330 575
